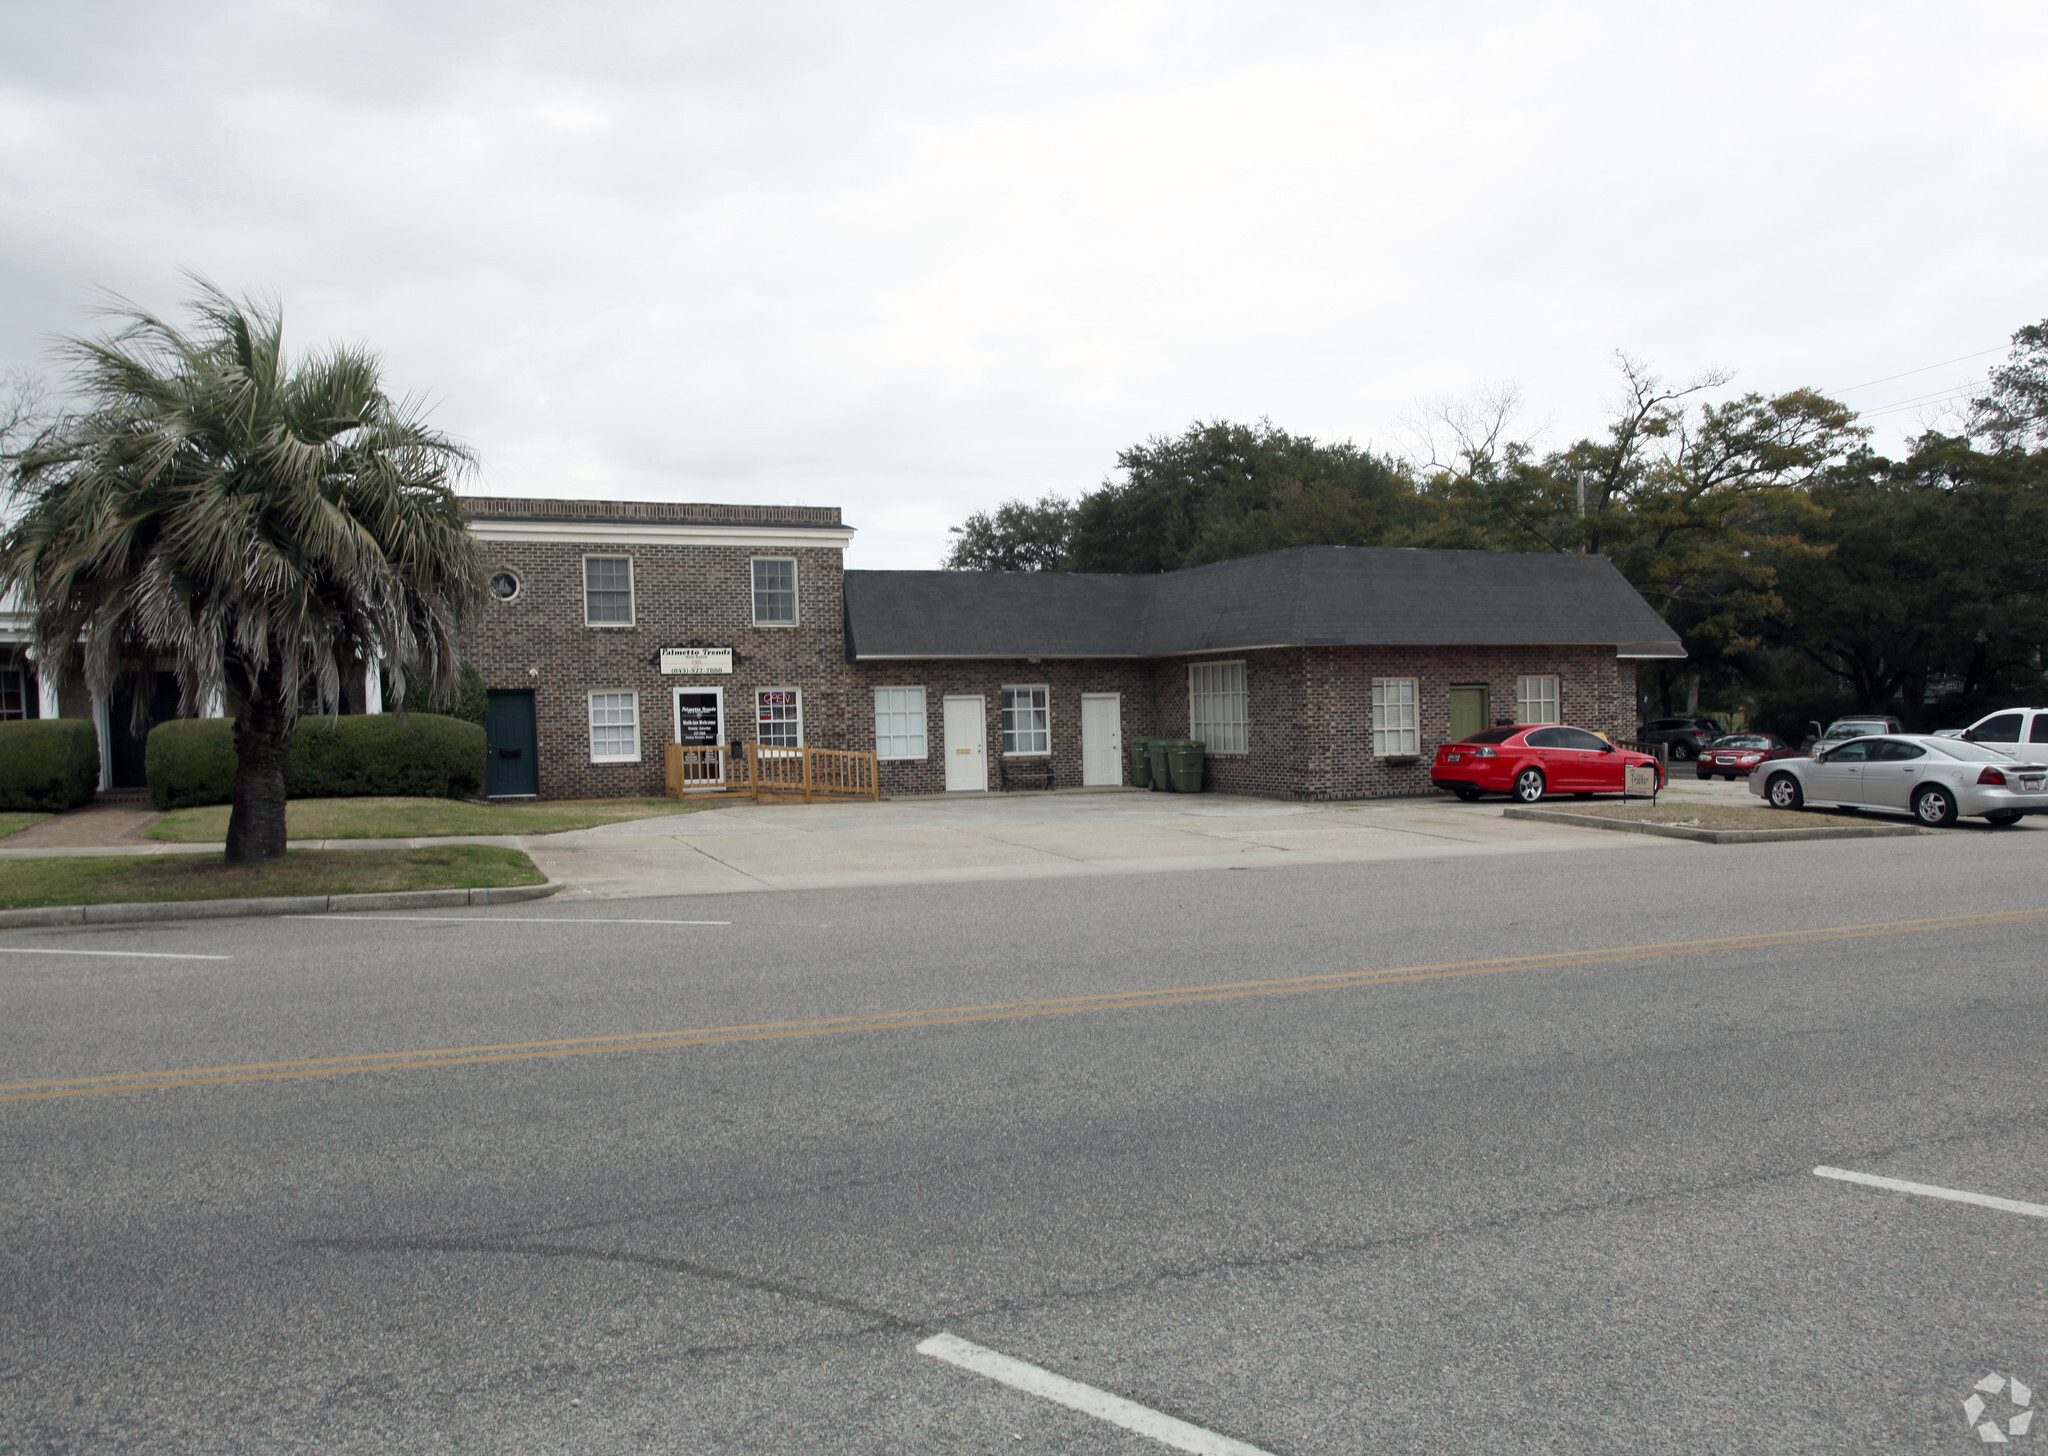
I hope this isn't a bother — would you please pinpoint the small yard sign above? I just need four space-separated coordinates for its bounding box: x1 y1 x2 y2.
1624 762 1658 800
660 647 734 675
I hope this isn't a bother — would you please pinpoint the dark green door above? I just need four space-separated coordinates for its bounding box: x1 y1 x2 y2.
484 690 539 797
1448 684 1490 743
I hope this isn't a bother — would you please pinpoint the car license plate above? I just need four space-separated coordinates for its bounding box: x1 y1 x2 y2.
2025 777 2044 791
1447 753 1461 762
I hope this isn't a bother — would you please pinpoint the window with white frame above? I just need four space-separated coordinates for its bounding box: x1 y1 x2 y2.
1371 678 1419 756
756 688 803 748
584 556 634 625
1000 685 1050 755
1516 675 1561 724
751 558 797 625
873 686 927 760
1189 661 1248 754
588 691 640 762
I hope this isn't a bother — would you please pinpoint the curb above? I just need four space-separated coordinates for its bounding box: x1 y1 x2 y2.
0 879 564 929
1502 807 1923 844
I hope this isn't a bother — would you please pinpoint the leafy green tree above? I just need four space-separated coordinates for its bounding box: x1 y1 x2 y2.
0 282 482 864
943 493 1077 570
942 420 1412 574
1971 319 2048 452
1068 419 1412 573
1414 358 1862 661
1761 437 2048 718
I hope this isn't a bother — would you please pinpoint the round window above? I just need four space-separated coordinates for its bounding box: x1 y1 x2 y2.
489 571 520 602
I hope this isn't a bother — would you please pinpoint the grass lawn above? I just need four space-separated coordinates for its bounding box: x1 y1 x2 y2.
0 845 545 909
0 813 52 838
1550 802 1874 830
147 796 706 843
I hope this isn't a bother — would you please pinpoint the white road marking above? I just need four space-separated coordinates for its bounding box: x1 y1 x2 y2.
0 947 231 960
293 915 731 925
916 1332 1273 1456
1814 1166 2048 1220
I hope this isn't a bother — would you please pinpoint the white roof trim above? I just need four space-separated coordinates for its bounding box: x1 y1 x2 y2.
469 520 855 550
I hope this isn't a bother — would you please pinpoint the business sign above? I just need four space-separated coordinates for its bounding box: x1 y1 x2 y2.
1624 762 1659 799
659 647 733 675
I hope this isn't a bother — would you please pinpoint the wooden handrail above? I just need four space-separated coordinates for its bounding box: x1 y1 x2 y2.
666 743 880 802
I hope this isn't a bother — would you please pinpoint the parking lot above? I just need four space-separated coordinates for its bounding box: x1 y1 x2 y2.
3 798 2044 1452
521 785 1699 900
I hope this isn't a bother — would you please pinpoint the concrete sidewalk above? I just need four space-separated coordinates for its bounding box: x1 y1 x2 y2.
520 787 1690 898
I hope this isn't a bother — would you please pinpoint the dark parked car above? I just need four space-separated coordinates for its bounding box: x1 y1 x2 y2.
1638 716 1727 762
1694 733 1797 780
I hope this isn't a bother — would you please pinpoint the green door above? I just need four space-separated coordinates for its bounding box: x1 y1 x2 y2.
1448 684 1490 743
484 690 539 797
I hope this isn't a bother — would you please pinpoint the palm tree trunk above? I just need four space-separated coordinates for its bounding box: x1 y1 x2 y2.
225 689 292 865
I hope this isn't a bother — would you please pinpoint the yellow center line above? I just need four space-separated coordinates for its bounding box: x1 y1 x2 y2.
4 906 2043 1105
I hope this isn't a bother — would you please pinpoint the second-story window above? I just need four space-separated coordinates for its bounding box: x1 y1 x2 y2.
585 556 633 625
752 557 797 625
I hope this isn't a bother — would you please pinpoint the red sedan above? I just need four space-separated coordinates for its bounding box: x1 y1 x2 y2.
1694 733 1797 781
1432 723 1665 803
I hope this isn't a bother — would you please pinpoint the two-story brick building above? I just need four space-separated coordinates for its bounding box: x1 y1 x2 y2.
460 496 1682 802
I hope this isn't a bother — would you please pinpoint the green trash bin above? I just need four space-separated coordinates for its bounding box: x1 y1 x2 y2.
1168 739 1206 793
1126 737 1154 789
1146 739 1173 791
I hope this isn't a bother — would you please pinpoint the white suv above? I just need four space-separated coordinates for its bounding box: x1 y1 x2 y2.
1957 708 2048 751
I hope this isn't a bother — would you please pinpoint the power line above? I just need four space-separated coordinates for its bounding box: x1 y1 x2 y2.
1861 389 1976 421
1864 381 1983 413
1829 346 2007 394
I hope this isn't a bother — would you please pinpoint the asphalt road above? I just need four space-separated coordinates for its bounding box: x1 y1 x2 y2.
3 825 2046 1453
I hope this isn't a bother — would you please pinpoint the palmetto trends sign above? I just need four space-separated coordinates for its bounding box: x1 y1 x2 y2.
659 647 734 675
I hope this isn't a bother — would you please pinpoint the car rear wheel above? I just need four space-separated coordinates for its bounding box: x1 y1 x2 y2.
1451 785 1482 802
1766 773 1803 810
1984 809 2023 826
1913 785 1959 828
1669 741 1696 762
1512 768 1546 803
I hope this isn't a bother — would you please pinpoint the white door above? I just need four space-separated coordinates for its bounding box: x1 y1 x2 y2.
672 687 726 788
1081 693 1122 786
943 696 987 792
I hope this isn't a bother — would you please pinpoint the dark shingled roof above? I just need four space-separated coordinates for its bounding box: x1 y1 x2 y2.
844 546 1682 659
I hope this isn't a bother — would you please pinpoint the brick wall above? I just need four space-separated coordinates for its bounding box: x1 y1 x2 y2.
847 660 1160 796
843 646 1639 801
462 540 851 799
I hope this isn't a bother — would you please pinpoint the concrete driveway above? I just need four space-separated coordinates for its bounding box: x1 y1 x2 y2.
522 786 1688 899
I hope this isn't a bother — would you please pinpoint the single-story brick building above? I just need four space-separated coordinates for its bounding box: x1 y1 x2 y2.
459 497 1682 801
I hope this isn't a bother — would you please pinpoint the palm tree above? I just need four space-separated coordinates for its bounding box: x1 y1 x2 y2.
0 281 482 864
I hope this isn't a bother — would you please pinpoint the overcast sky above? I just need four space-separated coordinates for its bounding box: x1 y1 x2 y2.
3 2 2043 567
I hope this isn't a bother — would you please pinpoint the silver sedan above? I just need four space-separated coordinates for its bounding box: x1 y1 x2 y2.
1747 734 2048 827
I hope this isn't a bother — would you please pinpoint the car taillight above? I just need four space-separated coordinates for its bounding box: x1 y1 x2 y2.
1470 746 1496 758
1979 767 2008 785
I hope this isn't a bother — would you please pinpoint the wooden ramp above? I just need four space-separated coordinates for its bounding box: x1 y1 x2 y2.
665 744 881 804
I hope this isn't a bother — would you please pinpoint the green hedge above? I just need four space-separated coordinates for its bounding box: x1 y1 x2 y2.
418 662 487 725
147 714 487 810
0 720 101 812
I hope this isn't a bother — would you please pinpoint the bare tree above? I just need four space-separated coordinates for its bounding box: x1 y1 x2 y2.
0 369 50 463
1395 381 1535 481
